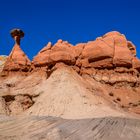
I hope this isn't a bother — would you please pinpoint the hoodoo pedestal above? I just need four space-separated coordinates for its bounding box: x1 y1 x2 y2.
2 29 31 73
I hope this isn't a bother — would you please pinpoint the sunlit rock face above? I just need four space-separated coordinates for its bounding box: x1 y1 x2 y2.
2 31 140 75
33 40 76 67
2 44 31 72
32 31 140 70
0 31 140 140
1 29 31 75
0 55 7 72
0 30 140 116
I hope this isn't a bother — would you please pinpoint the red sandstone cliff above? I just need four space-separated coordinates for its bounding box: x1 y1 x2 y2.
3 44 31 72
2 31 140 73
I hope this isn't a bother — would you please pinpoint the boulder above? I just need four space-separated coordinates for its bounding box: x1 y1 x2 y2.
33 42 52 66
82 40 114 62
103 32 133 67
81 33 115 68
33 40 76 67
72 43 85 58
79 31 136 68
49 51 75 65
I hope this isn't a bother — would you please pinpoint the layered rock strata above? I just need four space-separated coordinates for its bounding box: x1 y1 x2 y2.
1 31 140 116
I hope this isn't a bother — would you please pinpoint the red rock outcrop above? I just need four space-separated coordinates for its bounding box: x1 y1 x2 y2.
79 31 134 68
1 30 140 116
3 44 31 72
132 57 140 71
81 39 114 68
33 40 76 67
2 30 140 76
0 55 7 72
112 32 133 67
2 29 31 73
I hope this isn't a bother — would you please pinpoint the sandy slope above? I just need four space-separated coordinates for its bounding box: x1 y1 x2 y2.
0 116 140 140
0 67 136 118
22 67 126 119
0 67 140 140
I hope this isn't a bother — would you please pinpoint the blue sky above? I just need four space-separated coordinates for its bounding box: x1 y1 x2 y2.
0 0 140 59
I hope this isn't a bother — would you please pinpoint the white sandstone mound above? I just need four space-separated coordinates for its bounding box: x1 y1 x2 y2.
25 67 125 119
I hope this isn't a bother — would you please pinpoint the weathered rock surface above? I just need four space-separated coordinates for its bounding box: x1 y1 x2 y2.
2 31 140 73
3 44 31 72
132 57 140 71
32 31 140 71
81 40 113 64
81 31 134 68
0 55 7 72
1 31 140 116
0 116 140 140
33 40 75 67
112 33 133 67
0 97 9 115
0 31 140 140
0 66 140 118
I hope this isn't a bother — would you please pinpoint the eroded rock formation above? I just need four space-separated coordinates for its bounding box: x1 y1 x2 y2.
32 31 140 70
2 29 31 73
0 55 7 72
1 31 140 116
2 31 140 73
1 30 140 140
33 40 76 67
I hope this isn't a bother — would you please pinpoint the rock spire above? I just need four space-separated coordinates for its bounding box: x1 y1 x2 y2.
2 29 31 72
